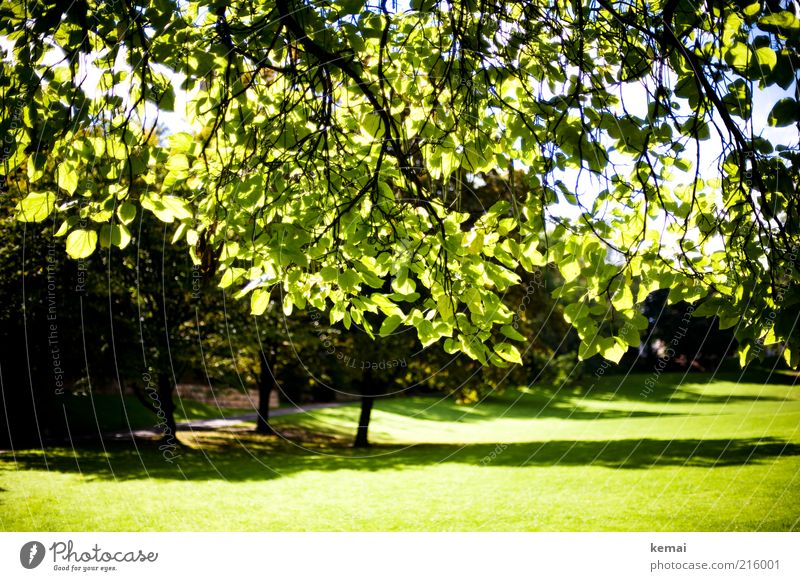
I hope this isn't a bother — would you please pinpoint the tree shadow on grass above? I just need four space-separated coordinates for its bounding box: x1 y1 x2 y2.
379 372 798 425
569 371 799 405
375 394 685 423
3 435 798 482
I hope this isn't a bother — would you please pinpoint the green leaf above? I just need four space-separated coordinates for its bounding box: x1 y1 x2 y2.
783 344 799 369
417 319 438 347
371 294 403 317
57 166 79 195
494 342 522 364
338 0 364 16
464 142 490 172
362 113 381 138
320 266 339 282
563 301 589 324
679 118 711 140
235 174 265 211
220 268 244 289
27 155 45 183
221 241 239 261
619 324 641 348
724 42 751 72
739 343 753 367
463 288 484 315
251 289 270 315
162 196 193 220
459 334 487 364
599 337 627 363
758 11 800 34
337 269 360 292
437 295 454 321
753 46 777 72
143 195 193 223
674 75 700 105
156 84 175 111
15 192 54 222
117 201 137 225
559 258 581 282
578 338 601 360
99 224 131 249
66 229 98 259
519 237 546 269
443 338 459 354
630 312 650 330
742 2 760 17
282 294 293 316
500 325 526 341
166 154 190 173
169 132 196 153
54 218 75 237
392 268 416 294
485 262 520 289
767 98 800 127
721 79 752 119
379 314 403 337
612 286 634 310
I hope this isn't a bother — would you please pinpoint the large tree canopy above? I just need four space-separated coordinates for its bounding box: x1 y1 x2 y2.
2 0 799 368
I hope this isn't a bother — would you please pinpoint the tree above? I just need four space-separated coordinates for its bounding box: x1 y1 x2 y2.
201 291 286 435
0 184 82 447
639 289 737 371
2 0 798 374
0 165 195 448
0 157 302 446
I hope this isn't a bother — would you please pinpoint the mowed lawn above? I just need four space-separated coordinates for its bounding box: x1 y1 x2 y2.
1 372 799 531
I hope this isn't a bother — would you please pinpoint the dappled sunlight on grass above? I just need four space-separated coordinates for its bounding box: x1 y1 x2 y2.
265 374 800 445
1 373 798 531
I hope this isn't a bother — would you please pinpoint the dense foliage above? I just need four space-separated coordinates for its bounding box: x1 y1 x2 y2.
2 0 798 368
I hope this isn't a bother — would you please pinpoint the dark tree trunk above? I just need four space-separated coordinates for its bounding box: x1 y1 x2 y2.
131 381 159 415
256 350 276 434
354 395 374 448
354 367 376 448
157 371 178 444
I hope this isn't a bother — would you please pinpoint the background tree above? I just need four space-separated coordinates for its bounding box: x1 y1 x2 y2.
637 289 737 371
0 188 83 447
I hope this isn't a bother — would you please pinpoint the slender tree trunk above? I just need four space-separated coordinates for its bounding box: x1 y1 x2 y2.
157 371 178 445
354 367 376 448
256 350 275 434
354 396 374 448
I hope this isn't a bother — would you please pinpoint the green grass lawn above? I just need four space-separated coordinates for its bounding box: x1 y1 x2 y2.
1 372 799 531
